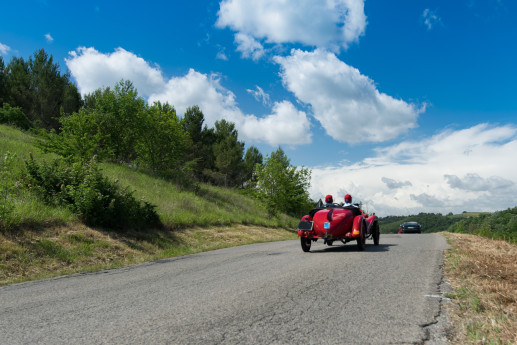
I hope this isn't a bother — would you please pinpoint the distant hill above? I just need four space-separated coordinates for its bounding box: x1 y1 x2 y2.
448 207 517 243
378 212 487 234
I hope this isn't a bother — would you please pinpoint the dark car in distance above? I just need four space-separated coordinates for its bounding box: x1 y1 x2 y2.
399 221 422 234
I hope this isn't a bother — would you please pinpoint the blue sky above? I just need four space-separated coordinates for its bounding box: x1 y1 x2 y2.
2 0 517 216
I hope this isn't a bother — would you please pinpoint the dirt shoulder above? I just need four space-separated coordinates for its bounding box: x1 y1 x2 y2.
442 232 517 344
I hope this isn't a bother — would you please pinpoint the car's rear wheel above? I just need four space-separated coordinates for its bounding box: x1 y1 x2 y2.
372 222 380 246
326 240 333 246
301 237 311 252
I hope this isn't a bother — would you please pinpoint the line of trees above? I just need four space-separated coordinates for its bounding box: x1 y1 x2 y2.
0 49 313 218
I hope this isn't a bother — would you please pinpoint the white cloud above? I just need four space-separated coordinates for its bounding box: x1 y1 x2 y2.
247 86 270 106
45 33 54 43
275 49 422 143
0 42 10 55
216 46 228 61
234 33 265 61
240 101 312 146
66 47 311 147
382 177 412 189
444 173 513 191
148 68 240 126
422 9 442 30
216 0 367 54
65 47 166 98
149 69 311 146
309 124 517 216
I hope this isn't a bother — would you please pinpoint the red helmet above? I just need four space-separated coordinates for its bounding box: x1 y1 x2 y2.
325 194 333 203
344 194 352 203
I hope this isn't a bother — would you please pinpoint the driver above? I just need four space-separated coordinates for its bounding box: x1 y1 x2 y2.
325 194 335 207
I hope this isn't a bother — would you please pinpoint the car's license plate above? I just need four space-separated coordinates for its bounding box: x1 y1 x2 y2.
298 220 313 231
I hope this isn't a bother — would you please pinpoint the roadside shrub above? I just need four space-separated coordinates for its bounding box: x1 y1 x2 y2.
0 151 19 229
23 155 160 230
0 104 32 130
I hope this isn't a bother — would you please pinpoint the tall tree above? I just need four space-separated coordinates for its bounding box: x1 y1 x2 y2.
212 119 244 187
135 102 189 172
255 147 312 216
5 56 32 118
181 106 215 180
29 49 66 129
83 80 146 162
243 145 263 185
4 49 82 130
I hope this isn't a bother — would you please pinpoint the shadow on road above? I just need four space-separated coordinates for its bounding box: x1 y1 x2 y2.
309 243 396 254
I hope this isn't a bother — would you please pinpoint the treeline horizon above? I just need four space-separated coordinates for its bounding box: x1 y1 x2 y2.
0 48 313 221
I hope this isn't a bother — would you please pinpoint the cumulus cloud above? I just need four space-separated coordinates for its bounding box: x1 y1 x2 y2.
310 124 517 216
66 47 311 147
422 9 442 30
382 177 412 189
216 0 367 54
66 47 166 98
234 33 265 61
444 173 514 191
0 42 10 55
240 101 311 146
148 68 240 126
45 33 54 43
149 70 311 146
410 193 444 208
275 49 422 143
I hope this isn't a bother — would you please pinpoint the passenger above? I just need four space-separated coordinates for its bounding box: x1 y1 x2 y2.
343 194 361 216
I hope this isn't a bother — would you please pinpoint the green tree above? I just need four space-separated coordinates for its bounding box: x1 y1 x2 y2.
212 119 244 187
62 82 83 115
255 147 312 216
135 102 190 173
0 103 32 130
4 56 32 119
181 106 215 180
3 49 82 130
39 109 109 163
83 80 146 162
243 145 263 184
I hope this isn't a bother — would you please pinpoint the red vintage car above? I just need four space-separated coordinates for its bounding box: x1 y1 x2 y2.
297 197 380 252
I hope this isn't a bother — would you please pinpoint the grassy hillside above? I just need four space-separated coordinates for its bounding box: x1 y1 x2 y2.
1 124 297 230
0 124 298 285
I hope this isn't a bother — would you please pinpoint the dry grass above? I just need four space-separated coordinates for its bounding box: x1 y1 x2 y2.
443 232 517 344
0 223 297 286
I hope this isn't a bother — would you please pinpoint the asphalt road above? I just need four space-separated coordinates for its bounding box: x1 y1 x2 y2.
0 234 450 345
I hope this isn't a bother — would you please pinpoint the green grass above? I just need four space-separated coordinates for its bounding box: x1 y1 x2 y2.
0 124 299 285
101 162 296 229
0 124 298 231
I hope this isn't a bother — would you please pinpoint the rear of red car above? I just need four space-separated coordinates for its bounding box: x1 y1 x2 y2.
298 207 370 252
